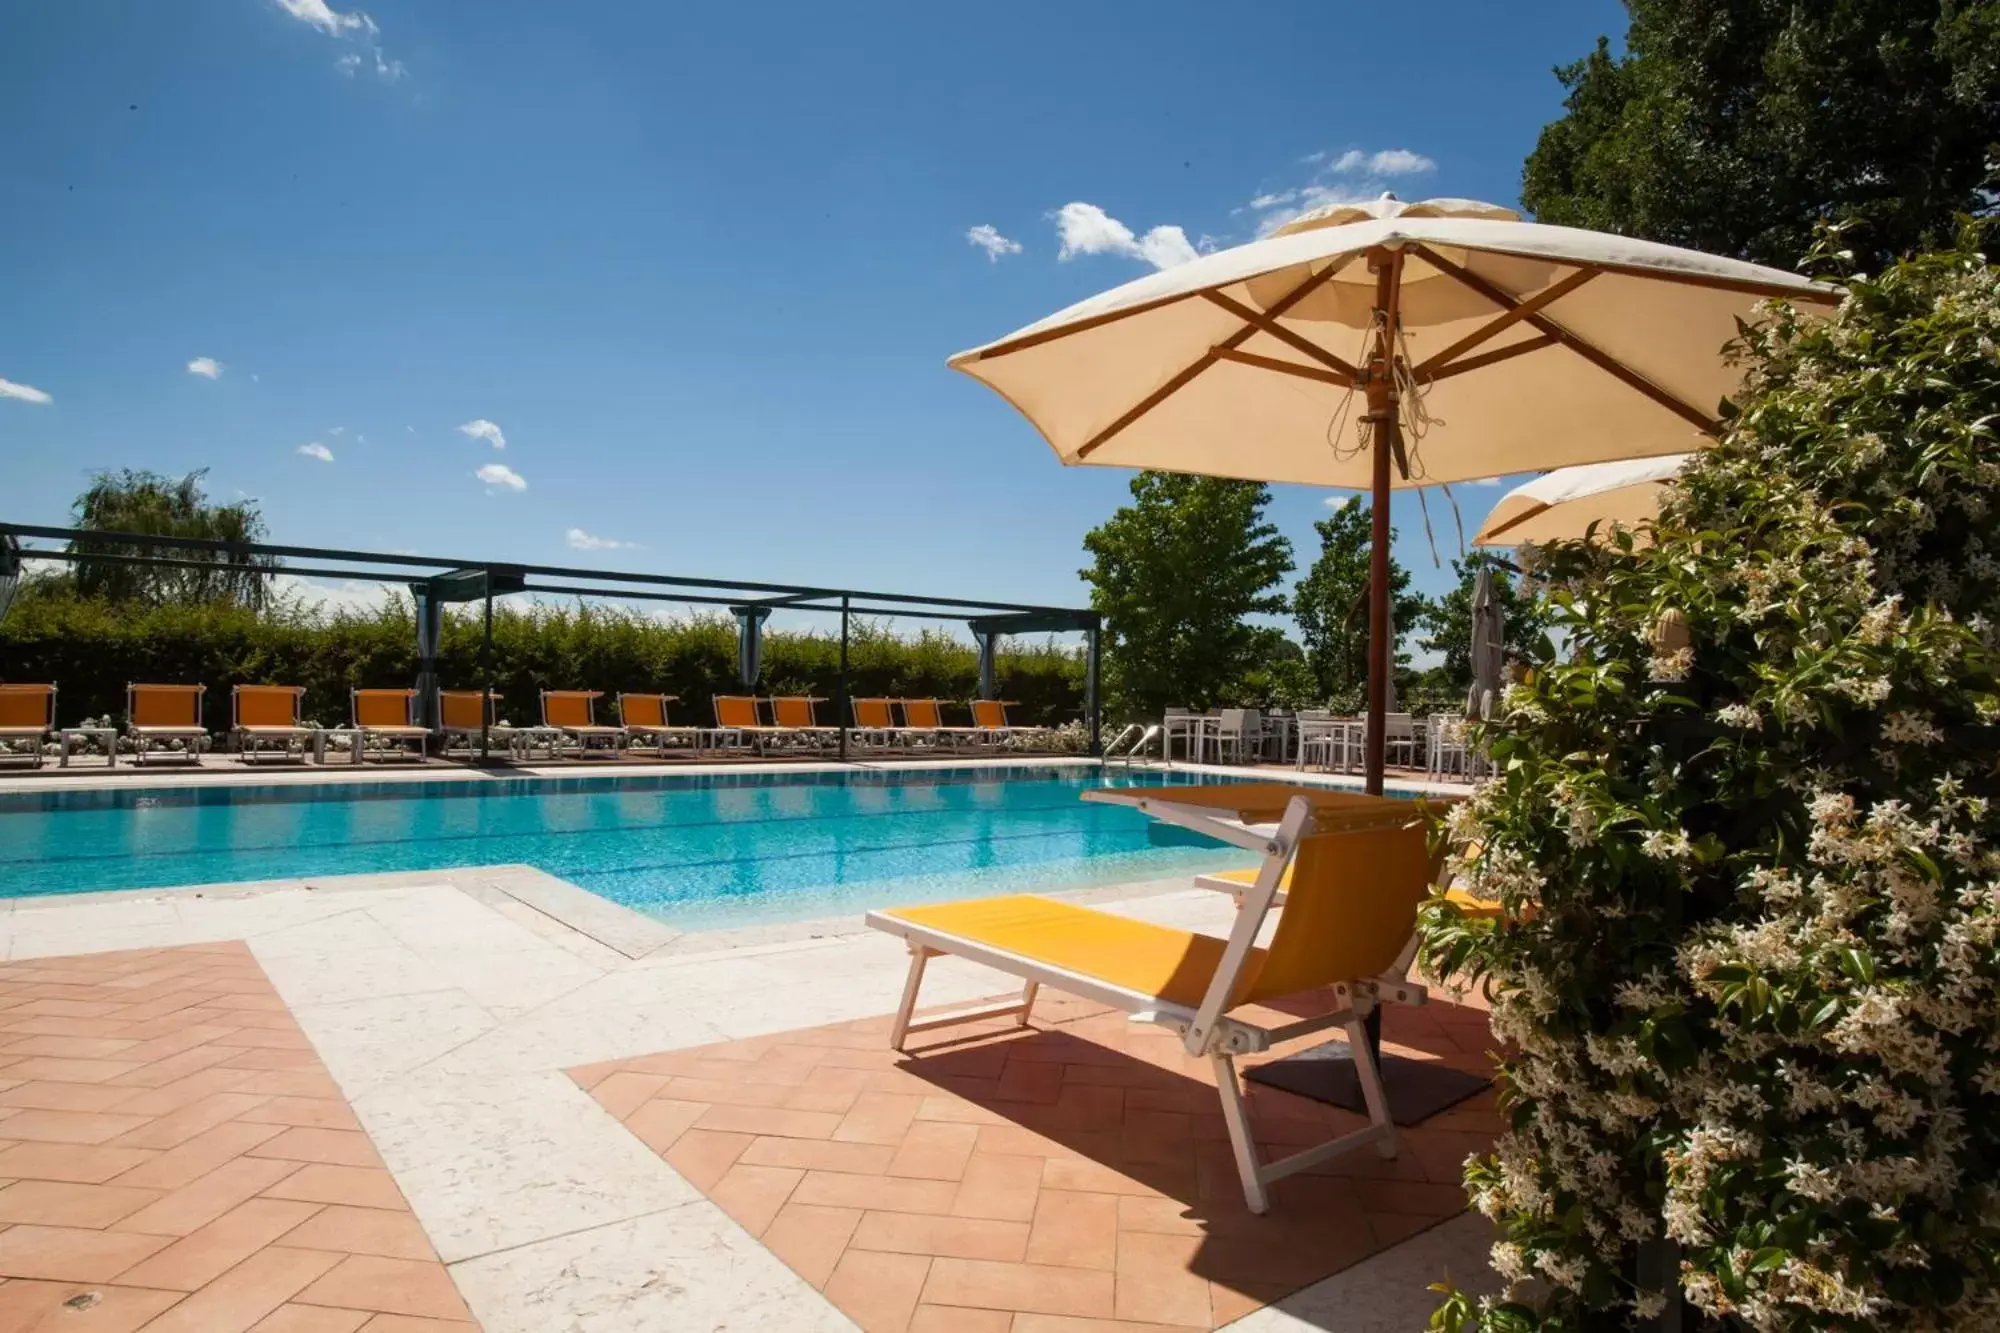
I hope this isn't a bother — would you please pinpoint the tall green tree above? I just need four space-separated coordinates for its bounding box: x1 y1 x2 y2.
1080 472 1292 719
67 469 279 609
1292 497 1427 708
1419 552 1547 691
1521 1 2000 270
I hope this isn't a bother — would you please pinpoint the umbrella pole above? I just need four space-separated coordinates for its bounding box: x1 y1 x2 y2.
1365 429 1392 797
1363 250 1403 799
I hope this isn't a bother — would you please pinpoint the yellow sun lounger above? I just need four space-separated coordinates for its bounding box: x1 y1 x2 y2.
868 787 1437 1213
230 685 313 764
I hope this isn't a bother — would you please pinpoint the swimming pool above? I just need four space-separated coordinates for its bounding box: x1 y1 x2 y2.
0 767 1260 929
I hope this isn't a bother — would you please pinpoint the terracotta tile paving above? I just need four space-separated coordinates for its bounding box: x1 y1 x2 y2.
575 986 1501 1333
0 943 478 1332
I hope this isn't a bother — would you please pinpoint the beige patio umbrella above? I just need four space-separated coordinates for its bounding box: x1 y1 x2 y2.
1474 453 1691 547
949 195 1836 792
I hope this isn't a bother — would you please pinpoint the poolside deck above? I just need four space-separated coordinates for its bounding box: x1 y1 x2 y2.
0 759 1496 1329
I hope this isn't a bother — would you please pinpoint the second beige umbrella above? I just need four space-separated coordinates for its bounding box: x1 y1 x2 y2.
1474 453 1691 547
950 196 1835 792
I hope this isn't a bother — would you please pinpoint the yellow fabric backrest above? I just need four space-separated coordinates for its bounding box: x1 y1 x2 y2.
620 693 666 728
353 689 413 728
854 698 894 728
439 691 493 730
971 699 1007 729
131 684 201 727
715 696 761 728
771 697 817 728
1230 822 1432 1005
902 698 942 728
0 685 54 729
543 691 598 728
234 686 300 728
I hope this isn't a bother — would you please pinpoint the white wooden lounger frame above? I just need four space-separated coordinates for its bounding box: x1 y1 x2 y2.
866 792 1428 1214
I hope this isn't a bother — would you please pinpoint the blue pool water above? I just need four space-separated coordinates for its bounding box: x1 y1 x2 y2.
0 767 1259 929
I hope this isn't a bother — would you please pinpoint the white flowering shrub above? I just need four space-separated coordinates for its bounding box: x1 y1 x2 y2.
1424 244 2000 1332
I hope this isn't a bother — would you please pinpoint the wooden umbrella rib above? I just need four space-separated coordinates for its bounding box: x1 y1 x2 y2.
1477 501 1552 543
1410 243 1719 434
1213 348 1353 386
1413 267 1598 379
1200 291 1361 381
1425 333 1558 381
1074 255 1358 458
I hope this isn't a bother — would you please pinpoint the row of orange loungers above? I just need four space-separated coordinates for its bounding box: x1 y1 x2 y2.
0 682 1056 768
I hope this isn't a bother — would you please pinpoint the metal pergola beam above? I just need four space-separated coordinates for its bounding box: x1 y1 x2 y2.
0 523 1082 618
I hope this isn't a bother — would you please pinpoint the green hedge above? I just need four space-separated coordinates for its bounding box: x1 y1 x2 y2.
0 592 1088 733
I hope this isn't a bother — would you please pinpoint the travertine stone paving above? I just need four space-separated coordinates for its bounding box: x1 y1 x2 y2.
0 942 477 1332
575 987 1499 1333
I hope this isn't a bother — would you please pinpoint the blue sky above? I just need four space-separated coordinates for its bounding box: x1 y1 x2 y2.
2 0 1626 631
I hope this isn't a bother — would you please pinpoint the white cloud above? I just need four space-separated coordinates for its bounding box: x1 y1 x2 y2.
273 0 402 80
1361 148 1436 176
186 356 223 379
0 377 52 405
1251 146 1441 234
327 425 346 436
275 0 369 35
566 528 639 552
1052 203 1199 270
297 442 335 462
457 418 506 450
476 463 527 492
965 224 1022 262
1322 492 1360 508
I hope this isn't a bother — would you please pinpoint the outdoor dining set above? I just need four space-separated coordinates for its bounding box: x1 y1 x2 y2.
1161 706 1488 781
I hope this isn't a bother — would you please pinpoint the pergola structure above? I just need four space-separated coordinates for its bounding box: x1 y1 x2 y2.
0 523 1103 762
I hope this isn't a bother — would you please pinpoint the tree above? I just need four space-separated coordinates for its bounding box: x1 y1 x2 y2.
1426 245 2000 1330
1419 552 1547 691
67 470 278 610
1080 472 1292 720
1521 2 2000 271
1292 496 1427 709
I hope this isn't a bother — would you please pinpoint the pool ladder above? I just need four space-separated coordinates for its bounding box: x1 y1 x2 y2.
1101 723 1164 769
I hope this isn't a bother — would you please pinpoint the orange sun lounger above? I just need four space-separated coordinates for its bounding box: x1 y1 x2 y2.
126 683 209 766
231 685 313 764
541 690 626 759
345 688 428 764
0 684 57 768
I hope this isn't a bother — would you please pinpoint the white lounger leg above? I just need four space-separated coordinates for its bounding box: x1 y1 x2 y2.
890 945 933 1051
1211 1052 1270 1215
1018 980 1039 1026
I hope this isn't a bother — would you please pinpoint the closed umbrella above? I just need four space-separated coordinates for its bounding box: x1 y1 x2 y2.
1475 453 1690 546
949 195 1834 793
1467 566 1504 721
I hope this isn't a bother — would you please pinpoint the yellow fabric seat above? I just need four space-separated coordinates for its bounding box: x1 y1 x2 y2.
883 822 1430 1011
881 895 1234 1008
